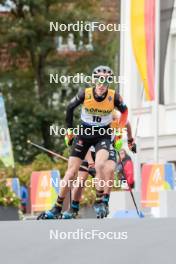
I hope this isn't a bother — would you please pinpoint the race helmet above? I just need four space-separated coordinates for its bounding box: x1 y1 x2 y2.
92 65 114 77
92 65 114 85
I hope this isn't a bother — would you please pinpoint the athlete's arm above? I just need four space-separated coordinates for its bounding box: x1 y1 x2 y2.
114 90 128 129
66 89 85 128
126 121 137 153
126 121 133 140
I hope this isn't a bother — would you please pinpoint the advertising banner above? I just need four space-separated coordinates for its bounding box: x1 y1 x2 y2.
30 170 60 212
6 178 21 197
141 163 175 207
0 95 15 167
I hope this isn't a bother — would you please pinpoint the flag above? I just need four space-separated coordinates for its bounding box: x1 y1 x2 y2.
0 94 15 167
131 0 174 103
131 0 155 101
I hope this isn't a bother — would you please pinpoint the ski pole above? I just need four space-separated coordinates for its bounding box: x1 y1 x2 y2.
117 151 143 218
27 140 68 162
27 140 94 175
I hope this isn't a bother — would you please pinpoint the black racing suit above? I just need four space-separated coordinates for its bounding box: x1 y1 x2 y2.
66 88 127 160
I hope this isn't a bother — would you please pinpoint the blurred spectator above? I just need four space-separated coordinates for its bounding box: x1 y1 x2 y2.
117 149 135 189
20 185 28 214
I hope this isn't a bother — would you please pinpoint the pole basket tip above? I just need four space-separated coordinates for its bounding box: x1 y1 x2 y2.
27 140 31 144
139 211 145 218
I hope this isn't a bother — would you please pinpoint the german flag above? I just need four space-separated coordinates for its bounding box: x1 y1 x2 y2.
131 0 174 103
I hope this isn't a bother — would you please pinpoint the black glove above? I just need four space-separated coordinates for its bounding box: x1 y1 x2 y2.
128 138 137 153
88 167 96 177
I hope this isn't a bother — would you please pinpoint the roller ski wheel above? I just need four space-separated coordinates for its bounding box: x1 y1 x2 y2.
37 206 62 220
93 202 106 219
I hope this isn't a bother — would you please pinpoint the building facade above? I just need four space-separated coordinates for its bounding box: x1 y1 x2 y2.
120 0 176 169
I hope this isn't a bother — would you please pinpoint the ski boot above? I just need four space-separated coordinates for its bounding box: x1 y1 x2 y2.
62 202 79 219
62 208 79 219
102 195 110 217
104 204 109 217
93 202 107 219
37 205 62 220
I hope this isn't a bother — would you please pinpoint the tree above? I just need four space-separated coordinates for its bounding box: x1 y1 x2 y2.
0 0 119 163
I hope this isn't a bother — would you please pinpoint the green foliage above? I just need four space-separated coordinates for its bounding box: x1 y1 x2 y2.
31 153 53 171
0 152 68 187
15 163 32 186
16 153 63 185
0 184 21 207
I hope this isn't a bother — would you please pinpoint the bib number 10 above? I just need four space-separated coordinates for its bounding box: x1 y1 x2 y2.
92 116 102 123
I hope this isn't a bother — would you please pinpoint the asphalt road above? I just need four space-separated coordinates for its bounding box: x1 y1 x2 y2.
0 218 175 264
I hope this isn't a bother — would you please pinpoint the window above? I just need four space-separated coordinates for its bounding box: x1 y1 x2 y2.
56 31 93 52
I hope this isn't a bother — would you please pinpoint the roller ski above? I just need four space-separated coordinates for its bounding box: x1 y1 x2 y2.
93 202 107 219
37 205 62 220
62 202 80 219
62 208 79 219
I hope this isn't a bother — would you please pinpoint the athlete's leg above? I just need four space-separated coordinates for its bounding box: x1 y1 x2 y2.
63 150 95 219
62 161 88 219
59 156 82 198
103 159 116 195
103 147 117 195
57 137 91 205
72 150 94 201
102 159 116 217
94 149 109 195
102 145 117 216
94 138 111 195
72 164 89 201
37 137 90 219
93 138 111 218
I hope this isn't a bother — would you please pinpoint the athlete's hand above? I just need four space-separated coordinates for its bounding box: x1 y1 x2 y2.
128 138 137 153
65 129 74 147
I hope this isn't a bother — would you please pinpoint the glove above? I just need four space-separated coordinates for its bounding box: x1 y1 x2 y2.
88 167 96 177
64 129 74 147
128 138 137 153
114 132 123 152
